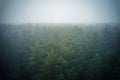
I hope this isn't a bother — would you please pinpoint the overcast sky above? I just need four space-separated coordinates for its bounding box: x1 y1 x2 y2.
0 0 120 24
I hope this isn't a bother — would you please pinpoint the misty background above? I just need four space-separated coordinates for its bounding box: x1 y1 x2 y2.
0 0 120 24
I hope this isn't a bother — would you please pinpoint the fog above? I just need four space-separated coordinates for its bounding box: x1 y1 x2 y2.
0 0 120 80
0 0 120 24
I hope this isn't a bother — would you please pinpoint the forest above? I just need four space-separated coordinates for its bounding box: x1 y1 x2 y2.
0 23 120 80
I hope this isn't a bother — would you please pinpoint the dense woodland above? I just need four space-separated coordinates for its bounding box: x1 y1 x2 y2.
0 24 120 80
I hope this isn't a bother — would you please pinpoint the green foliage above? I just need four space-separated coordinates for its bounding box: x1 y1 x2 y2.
2 24 120 80
26 26 103 80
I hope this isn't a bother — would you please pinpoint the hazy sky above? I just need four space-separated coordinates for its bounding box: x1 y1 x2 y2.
0 0 120 24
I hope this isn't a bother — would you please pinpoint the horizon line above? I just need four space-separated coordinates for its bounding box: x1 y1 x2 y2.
0 22 120 25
